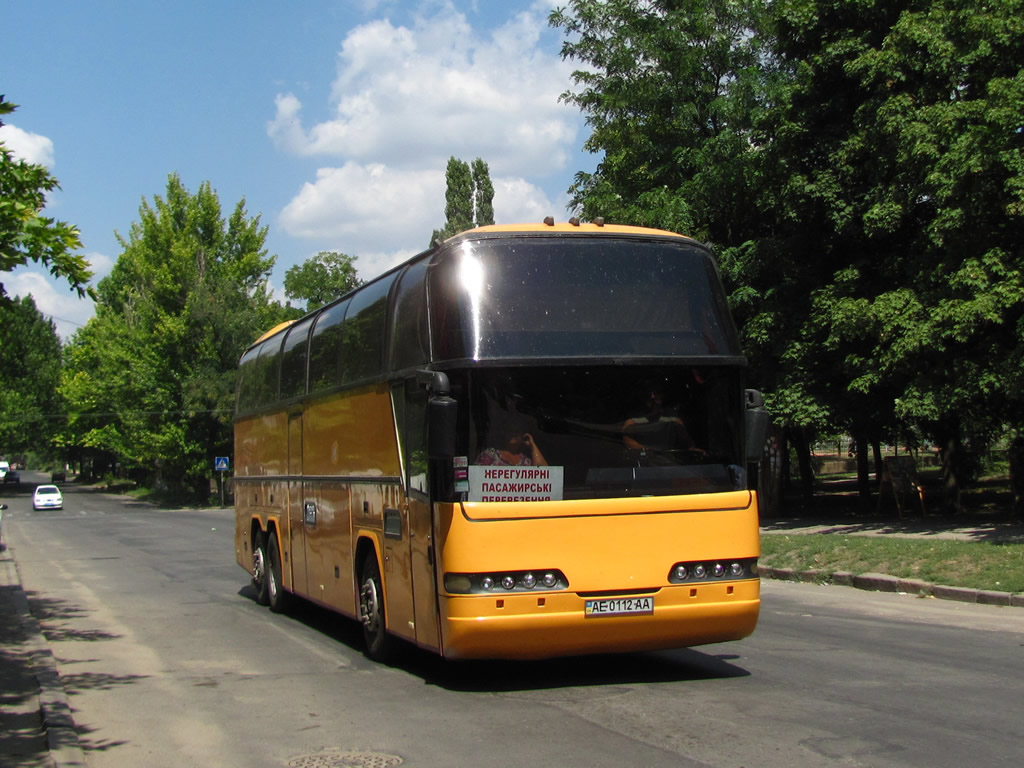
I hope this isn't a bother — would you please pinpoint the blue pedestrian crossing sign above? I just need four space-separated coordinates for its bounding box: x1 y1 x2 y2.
215 456 230 471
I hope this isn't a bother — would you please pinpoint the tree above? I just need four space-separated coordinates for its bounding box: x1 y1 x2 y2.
0 295 63 455
284 251 362 312
59 174 287 497
430 156 495 245
764 0 1024 507
552 0 1024 509
0 95 93 298
549 0 773 239
548 0 826 492
471 157 495 228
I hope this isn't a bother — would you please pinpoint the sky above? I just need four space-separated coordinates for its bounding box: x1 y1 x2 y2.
1 0 595 339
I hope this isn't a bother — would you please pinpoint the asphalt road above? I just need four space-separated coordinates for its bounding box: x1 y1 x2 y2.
3 477 1024 768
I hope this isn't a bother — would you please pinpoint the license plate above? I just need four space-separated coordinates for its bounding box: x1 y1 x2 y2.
584 596 654 617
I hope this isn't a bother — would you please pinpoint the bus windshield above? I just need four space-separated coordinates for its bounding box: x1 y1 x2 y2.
460 364 745 500
430 236 742 361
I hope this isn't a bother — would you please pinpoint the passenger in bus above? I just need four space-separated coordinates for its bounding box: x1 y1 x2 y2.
622 385 701 456
475 431 549 466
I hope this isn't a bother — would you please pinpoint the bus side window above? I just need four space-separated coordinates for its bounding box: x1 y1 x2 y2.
280 315 315 400
308 299 349 393
390 260 430 371
236 343 263 413
343 275 396 384
404 380 429 496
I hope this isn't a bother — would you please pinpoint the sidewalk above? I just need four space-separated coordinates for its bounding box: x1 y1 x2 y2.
0 544 86 768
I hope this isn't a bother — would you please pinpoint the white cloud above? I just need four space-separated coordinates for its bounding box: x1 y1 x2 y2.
492 176 557 223
268 3 579 178
271 2 580 274
0 124 55 168
278 160 556 271
279 162 446 251
5 269 95 341
355 247 421 283
84 251 115 281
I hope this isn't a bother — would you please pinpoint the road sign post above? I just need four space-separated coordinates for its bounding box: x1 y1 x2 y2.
215 457 230 507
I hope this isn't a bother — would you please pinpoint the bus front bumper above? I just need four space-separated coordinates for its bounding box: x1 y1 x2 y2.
439 580 760 660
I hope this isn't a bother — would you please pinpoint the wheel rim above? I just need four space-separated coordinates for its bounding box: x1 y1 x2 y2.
360 576 381 633
252 548 266 591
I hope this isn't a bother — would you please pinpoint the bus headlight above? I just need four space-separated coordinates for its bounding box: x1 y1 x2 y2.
667 558 758 584
444 568 569 594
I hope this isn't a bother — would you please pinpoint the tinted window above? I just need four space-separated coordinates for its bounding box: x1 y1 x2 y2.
430 237 741 361
342 275 396 383
236 339 281 412
236 344 262 413
308 299 349 394
465 365 745 500
389 260 430 371
255 336 283 407
280 315 315 399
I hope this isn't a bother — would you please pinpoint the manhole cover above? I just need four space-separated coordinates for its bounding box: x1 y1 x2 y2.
287 751 403 768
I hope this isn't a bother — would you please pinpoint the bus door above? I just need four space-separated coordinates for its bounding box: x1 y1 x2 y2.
393 381 441 652
287 410 308 596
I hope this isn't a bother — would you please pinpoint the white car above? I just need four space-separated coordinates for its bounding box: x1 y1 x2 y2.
33 485 64 510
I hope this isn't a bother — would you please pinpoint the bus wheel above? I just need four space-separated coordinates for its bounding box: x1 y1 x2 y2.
252 534 270 606
267 533 290 614
359 551 394 662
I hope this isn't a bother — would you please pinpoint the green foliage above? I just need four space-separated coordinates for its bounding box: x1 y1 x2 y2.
551 0 1024 501
284 250 362 311
430 156 495 245
0 95 94 299
0 295 62 453
59 174 286 497
550 0 773 240
471 158 495 227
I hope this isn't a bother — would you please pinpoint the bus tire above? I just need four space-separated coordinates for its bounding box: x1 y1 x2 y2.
252 533 270 606
359 550 394 662
267 532 290 614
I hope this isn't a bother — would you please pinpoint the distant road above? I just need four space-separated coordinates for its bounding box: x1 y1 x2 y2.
2 491 1023 768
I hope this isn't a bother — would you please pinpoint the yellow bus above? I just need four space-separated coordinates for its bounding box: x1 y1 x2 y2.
234 220 768 661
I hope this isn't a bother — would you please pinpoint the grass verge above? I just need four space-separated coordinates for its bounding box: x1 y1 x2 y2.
760 533 1024 594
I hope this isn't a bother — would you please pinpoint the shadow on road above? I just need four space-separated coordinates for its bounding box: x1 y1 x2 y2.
238 585 751 693
20 589 144 755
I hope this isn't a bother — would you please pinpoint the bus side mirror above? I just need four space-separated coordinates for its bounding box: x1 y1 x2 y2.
744 389 770 462
427 394 457 461
418 370 457 460
418 370 460 502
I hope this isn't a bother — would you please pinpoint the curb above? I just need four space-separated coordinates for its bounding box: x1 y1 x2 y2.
757 565 1024 607
3 553 87 768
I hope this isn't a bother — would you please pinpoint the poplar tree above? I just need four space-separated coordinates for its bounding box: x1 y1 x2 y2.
430 156 495 245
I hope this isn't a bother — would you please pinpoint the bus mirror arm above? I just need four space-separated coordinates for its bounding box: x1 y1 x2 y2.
416 369 450 397
744 389 771 463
